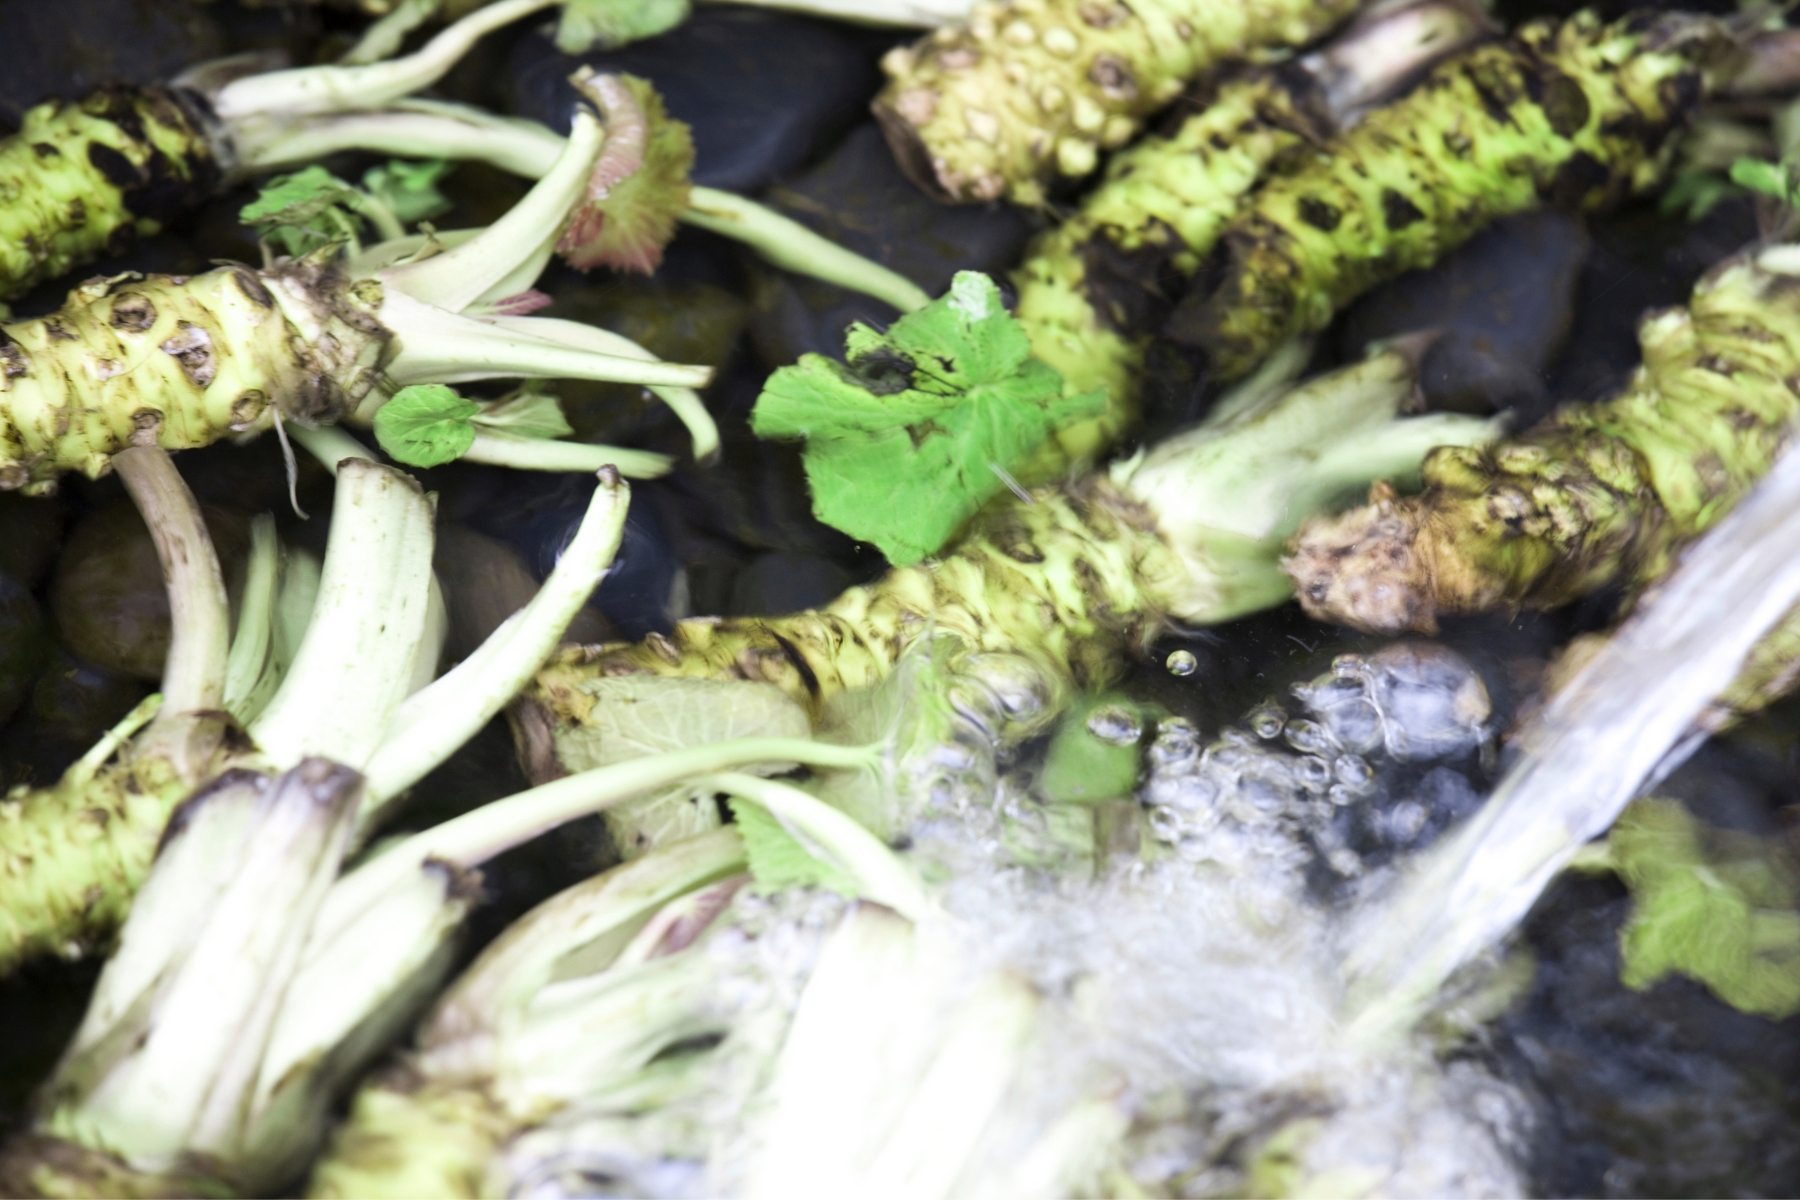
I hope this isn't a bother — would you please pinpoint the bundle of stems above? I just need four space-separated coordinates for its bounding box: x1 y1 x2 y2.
0 105 718 494
0 438 629 977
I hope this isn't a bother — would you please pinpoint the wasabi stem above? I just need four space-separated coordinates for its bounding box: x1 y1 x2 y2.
700 772 933 920
1166 9 1730 380
529 346 1493 719
248 461 441 771
871 0 1366 205
1339 431 1800 1048
1010 0 1492 466
0 108 718 492
109 447 230 717
222 514 281 723
252 97 935 314
1286 246 1800 634
358 468 628 821
460 429 674 478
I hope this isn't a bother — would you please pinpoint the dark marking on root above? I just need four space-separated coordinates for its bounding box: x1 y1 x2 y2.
768 630 822 699
1380 188 1424 232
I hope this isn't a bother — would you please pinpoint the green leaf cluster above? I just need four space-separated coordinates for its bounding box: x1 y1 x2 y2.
240 166 369 258
751 272 1105 565
729 798 862 898
1729 157 1800 209
1605 797 1800 1019
372 384 579 468
241 160 454 257
360 159 454 227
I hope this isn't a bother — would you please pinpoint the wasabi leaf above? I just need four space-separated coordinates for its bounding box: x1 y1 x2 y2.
1730 157 1799 207
240 166 367 257
730 799 862 898
373 384 479 467
1038 695 1145 806
551 675 811 859
361 159 455 227
558 73 695 275
556 0 690 52
1607 797 1800 1019
472 386 575 441
751 272 1106 564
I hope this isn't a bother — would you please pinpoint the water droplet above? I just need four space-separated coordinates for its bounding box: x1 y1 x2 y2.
1248 704 1285 739
1166 648 1198 676
1334 754 1374 790
1086 703 1143 746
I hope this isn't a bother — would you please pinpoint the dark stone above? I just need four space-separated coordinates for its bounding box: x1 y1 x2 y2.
434 524 607 663
748 121 1038 368
504 7 889 194
729 552 855 617
1501 871 1800 1198
436 467 683 641
0 0 224 129
0 492 65 587
49 501 250 681
0 645 151 789
1543 195 1760 408
1336 209 1590 422
0 573 44 731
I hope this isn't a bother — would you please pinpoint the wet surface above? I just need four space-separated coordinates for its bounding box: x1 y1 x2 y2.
1 2 1799 1188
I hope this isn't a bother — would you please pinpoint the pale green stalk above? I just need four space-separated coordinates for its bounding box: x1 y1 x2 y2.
211 0 558 126
248 460 439 770
315 737 877 948
111 447 229 718
379 110 605 314
248 99 934 316
360 469 630 822
223 515 281 724
699 772 933 921
286 423 378 474
341 0 446 66
479 314 719 461
684 187 930 313
462 429 674 478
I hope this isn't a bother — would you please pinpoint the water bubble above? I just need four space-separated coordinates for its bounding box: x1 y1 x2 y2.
1295 755 1333 791
1248 704 1286 739
1283 718 1337 757
1333 754 1375 790
1086 703 1144 746
1360 643 1491 760
1165 648 1198 676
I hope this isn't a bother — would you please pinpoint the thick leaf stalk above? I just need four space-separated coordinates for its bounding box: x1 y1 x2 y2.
0 260 389 493
0 86 219 303
1285 247 1800 634
1167 9 1721 380
871 0 1363 205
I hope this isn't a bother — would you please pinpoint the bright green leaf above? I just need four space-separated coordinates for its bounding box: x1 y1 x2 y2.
556 0 690 53
472 386 575 441
1038 695 1145 806
373 384 479 467
1608 796 1800 1019
1729 157 1795 206
361 159 455 226
729 798 862 898
240 166 367 257
751 271 1106 565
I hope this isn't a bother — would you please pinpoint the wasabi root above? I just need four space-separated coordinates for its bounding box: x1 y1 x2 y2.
1166 8 1731 380
0 108 717 494
1013 0 1491 463
1285 245 1800 634
527 346 1494 731
871 0 1366 205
